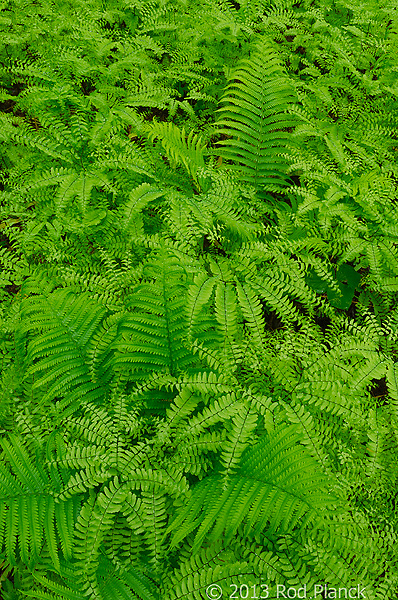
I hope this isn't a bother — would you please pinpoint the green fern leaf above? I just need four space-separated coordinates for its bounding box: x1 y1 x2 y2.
146 121 207 189
114 252 197 380
168 424 336 552
220 399 258 477
235 281 266 351
20 289 108 410
121 183 164 235
0 435 71 569
214 39 297 191
73 479 129 599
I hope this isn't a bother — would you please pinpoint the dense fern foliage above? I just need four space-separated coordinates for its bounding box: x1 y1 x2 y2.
1 0 398 598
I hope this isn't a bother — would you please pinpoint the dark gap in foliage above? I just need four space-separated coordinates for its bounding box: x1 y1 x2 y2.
81 78 96 96
369 377 388 402
136 106 169 122
346 290 361 317
314 315 332 334
0 99 17 113
4 283 21 297
265 310 284 331
0 232 12 248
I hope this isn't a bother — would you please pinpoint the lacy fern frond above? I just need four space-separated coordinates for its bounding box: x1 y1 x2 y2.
0 434 75 571
113 250 199 381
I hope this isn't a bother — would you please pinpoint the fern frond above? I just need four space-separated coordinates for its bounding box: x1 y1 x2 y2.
220 399 258 478
25 570 86 600
73 478 129 599
0 434 74 570
113 251 197 380
214 281 238 340
235 281 267 351
165 544 257 600
146 121 207 190
20 289 108 411
168 424 336 552
186 272 218 340
120 183 164 236
214 39 298 192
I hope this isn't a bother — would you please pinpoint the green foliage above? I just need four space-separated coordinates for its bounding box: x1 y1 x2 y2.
168 424 337 551
0 0 398 598
214 38 298 192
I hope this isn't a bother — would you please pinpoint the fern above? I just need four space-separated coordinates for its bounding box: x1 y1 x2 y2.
0 0 398 597
214 38 298 193
114 250 198 381
145 121 208 191
168 424 337 552
0 434 75 571
19 288 109 414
